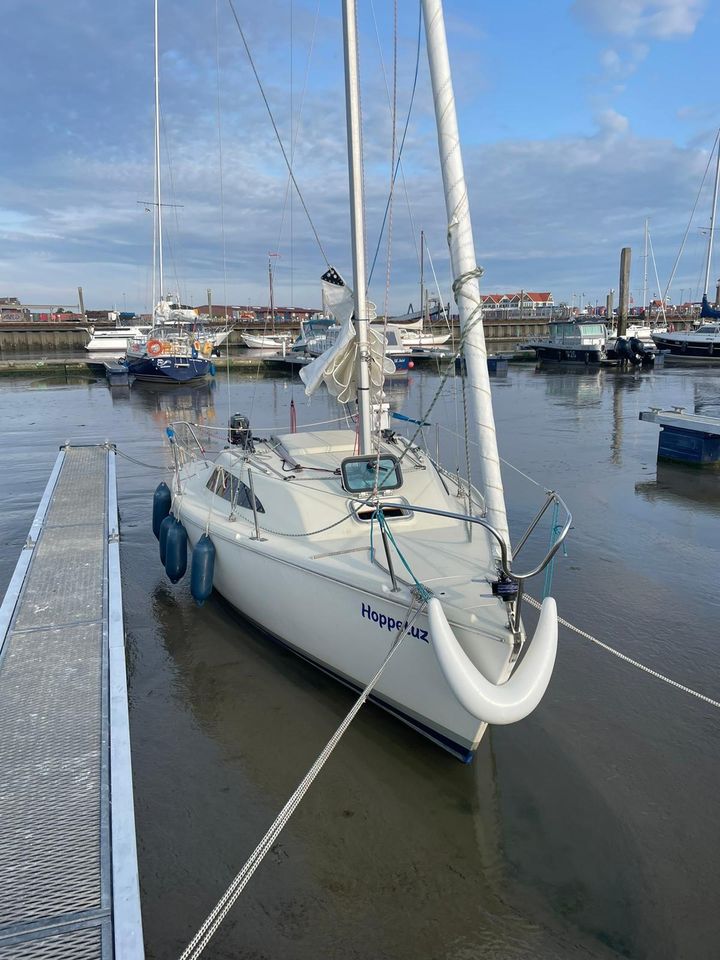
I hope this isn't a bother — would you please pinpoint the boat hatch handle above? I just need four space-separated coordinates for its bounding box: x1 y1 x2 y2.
363 496 572 585
428 596 558 724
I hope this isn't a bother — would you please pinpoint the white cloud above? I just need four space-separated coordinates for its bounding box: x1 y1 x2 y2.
596 107 631 136
573 0 705 39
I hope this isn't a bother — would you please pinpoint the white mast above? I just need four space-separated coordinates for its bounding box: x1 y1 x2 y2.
154 0 164 304
703 132 720 299
341 0 372 456
421 0 508 544
642 218 649 311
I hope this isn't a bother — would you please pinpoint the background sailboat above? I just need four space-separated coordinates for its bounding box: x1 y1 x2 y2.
126 0 214 383
653 129 720 354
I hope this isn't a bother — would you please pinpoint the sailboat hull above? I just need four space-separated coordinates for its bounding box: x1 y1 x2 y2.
127 355 210 382
651 333 720 356
176 507 511 761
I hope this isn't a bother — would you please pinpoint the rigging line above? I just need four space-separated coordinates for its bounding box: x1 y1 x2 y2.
290 0 294 311
273 0 320 297
524 595 720 710
424 242 453 349
663 128 720 304
226 0 329 267
367 0 423 288
374 0 399 490
178 595 427 960
160 108 183 301
648 231 667 324
214 0 232 428
392 304 486 473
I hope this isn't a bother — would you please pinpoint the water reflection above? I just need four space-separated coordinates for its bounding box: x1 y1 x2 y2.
694 383 720 415
635 461 720 512
540 369 603 406
129 378 217 425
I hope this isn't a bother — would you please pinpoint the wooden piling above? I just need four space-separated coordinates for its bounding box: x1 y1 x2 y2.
618 247 631 337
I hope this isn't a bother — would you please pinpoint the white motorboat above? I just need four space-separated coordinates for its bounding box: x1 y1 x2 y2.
652 321 720 356
241 331 293 350
155 0 569 761
522 319 608 363
86 326 150 352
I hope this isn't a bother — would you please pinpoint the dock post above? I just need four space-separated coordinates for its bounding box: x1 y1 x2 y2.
618 247 631 338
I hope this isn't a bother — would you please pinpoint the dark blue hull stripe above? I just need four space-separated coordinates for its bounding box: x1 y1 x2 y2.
127 356 210 382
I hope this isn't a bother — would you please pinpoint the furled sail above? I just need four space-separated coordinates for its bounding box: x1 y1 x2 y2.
700 295 720 320
300 268 394 403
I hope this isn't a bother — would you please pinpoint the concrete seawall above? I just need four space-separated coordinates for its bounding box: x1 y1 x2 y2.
0 324 91 356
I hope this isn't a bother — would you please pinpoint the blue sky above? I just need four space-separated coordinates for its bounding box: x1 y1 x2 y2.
1 0 719 313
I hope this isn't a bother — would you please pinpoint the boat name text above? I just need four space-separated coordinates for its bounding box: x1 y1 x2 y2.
361 602 428 642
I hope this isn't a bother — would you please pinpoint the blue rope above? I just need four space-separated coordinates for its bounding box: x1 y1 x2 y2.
377 511 431 602
542 499 567 599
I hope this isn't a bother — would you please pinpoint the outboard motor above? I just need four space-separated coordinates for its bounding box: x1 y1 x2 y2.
616 337 642 366
629 336 655 366
228 413 254 451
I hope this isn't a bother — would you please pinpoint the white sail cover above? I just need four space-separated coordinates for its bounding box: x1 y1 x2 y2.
300 267 394 403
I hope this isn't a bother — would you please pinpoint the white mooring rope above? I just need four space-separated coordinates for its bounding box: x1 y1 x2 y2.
524 596 720 710
179 595 428 960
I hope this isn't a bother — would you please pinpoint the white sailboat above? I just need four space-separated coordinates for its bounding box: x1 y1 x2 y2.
653 129 720 355
241 258 293 349
159 0 568 760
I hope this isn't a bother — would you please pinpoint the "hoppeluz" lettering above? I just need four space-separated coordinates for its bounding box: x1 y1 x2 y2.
361 602 429 642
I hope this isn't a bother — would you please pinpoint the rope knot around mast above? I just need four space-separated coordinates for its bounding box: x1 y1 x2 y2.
452 265 485 305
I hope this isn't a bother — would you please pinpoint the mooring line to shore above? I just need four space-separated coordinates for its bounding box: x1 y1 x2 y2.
525 595 720 709
178 595 428 960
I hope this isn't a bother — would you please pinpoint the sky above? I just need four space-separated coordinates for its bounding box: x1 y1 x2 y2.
1 0 719 314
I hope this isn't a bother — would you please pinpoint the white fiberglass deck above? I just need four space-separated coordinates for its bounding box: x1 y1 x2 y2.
0 444 143 959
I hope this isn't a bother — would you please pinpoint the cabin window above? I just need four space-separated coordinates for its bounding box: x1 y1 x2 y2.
206 468 265 513
341 455 403 493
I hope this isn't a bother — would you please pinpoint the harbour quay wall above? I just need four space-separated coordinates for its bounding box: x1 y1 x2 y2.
0 323 90 357
0 316 552 358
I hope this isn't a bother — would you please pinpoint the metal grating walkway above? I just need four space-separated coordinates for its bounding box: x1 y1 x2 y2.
0 445 144 959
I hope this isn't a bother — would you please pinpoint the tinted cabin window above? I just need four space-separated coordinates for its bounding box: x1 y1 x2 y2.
206 468 265 513
341 455 402 493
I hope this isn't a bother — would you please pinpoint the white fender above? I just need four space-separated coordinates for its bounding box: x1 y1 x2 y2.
428 596 558 725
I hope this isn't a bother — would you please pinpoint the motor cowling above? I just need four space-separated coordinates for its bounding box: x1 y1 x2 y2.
228 413 254 450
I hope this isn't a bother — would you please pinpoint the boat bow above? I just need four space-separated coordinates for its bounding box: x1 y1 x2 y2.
428 596 557 724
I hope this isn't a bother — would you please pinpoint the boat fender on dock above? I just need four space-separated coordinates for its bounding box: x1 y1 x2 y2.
159 513 174 566
428 596 558 724
191 534 216 606
152 482 172 539
165 519 188 584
